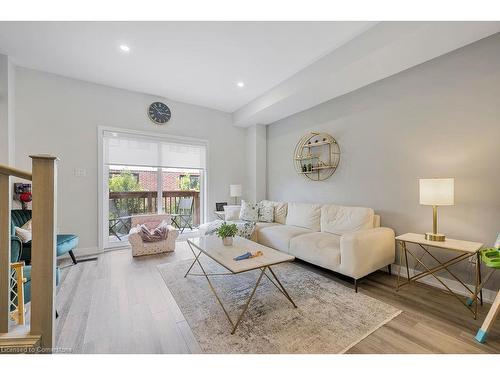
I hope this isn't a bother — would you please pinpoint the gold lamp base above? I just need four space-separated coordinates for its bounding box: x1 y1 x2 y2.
425 232 446 242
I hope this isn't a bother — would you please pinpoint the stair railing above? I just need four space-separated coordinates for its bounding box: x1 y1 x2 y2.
0 155 58 352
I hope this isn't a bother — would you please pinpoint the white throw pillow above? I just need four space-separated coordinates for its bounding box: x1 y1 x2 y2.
15 227 32 243
321 204 374 235
285 202 321 231
239 200 259 222
22 219 32 231
258 201 274 222
223 205 241 221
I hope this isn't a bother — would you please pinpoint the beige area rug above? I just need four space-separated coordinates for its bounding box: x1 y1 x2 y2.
158 258 401 353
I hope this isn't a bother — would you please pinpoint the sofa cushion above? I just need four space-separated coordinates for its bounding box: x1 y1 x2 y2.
254 222 280 242
289 232 341 271
285 202 321 231
257 224 312 253
321 204 374 235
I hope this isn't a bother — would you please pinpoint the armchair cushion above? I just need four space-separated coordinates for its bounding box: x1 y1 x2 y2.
56 234 79 256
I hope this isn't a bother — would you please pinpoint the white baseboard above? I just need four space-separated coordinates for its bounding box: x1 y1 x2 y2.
389 264 497 304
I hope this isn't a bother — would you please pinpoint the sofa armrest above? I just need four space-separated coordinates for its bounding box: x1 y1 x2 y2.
339 227 395 279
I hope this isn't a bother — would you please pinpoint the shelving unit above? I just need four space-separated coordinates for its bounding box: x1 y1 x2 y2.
293 132 340 181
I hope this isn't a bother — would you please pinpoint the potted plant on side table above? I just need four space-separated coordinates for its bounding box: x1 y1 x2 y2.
216 222 238 246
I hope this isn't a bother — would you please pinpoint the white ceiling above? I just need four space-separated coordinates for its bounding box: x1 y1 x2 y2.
0 21 375 112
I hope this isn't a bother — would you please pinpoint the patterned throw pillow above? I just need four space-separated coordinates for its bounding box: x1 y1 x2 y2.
205 220 256 239
139 220 169 242
239 200 259 222
258 201 274 222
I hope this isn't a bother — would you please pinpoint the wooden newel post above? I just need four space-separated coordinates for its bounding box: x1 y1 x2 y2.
0 173 11 333
29 155 58 352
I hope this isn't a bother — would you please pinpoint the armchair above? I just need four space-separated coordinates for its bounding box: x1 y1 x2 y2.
128 214 179 257
11 209 79 264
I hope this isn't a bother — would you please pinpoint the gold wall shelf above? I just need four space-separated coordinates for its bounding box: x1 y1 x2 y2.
293 132 340 181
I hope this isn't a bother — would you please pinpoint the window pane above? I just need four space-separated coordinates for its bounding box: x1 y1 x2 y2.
108 166 158 243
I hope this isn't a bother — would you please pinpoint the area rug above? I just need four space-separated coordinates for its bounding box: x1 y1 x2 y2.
158 258 401 353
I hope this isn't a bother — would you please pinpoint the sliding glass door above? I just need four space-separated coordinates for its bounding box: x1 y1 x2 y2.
101 130 206 249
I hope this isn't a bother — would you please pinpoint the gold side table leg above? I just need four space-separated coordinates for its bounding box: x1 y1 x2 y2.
396 240 403 290
403 241 411 283
477 252 483 306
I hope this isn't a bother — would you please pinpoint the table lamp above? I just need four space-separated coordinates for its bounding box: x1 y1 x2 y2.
230 184 242 205
419 178 454 241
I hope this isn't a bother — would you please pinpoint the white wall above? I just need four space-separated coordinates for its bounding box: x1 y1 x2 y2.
14 67 247 250
0 54 15 165
244 124 267 202
267 33 500 288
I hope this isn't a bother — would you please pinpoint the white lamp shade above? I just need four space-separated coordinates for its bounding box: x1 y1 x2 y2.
229 184 242 197
419 178 454 206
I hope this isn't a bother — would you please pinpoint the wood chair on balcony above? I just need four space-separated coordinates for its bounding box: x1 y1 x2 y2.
170 197 194 233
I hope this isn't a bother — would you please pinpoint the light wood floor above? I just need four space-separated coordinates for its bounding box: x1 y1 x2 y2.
54 242 499 354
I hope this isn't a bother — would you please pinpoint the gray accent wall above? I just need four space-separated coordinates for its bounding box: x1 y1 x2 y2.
267 33 500 289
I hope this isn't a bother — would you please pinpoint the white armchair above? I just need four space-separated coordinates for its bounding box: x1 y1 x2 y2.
128 214 179 257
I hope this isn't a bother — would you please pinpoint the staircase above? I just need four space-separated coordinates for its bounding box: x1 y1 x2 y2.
0 155 58 353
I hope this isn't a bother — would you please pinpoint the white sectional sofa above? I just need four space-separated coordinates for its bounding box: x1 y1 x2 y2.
201 201 395 291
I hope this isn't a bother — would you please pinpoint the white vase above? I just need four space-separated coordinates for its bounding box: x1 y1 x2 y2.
222 237 233 246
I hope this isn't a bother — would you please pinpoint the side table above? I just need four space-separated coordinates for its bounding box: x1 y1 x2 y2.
214 210 225 220
395 233 483 319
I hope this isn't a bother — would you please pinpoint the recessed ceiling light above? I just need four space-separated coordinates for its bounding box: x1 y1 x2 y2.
119 44 130 52
237 82 245 88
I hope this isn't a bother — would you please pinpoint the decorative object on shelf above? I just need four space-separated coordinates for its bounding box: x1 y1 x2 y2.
419 178 454 241
293 132 340 181
215 222 238 246
229 184 242 204
148 101 171 125
14 183 32 210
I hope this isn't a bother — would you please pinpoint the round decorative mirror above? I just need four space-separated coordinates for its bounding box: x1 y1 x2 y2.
293 132 340 181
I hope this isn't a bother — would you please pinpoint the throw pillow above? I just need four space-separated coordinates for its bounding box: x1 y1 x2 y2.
258 200 274 222
143 221 162 231
22 219 32 231
223 205 241 221
239 200 258 222
139 221 169 242
15 226 32 243
204 220 256 239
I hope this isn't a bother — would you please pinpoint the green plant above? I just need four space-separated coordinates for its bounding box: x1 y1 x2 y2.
177 174 200 191
215 222 238 239
109 171 143 192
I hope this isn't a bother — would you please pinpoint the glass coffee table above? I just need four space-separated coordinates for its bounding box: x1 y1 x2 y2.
185 235 297 334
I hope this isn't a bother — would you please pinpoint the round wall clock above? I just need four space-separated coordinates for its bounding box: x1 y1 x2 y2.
148 102 171 125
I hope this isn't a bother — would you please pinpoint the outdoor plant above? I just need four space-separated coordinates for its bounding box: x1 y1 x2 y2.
215 222 238 239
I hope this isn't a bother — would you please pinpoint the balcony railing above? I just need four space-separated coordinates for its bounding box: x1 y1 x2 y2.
108 190 200 236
